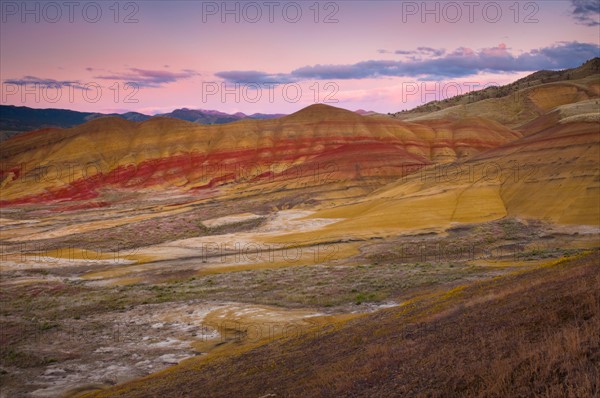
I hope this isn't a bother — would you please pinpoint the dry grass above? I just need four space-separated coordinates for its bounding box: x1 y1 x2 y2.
86 251 599 398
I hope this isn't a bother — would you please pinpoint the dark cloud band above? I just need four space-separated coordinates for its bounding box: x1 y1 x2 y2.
216 41 599 83
571 0 600 26
94 68 199 88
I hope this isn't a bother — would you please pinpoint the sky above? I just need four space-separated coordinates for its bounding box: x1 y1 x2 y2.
1 0 599 114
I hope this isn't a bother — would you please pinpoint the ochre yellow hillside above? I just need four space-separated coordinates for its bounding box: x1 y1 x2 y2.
265 115 599 245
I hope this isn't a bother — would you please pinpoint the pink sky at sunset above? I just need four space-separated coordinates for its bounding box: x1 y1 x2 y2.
1 0 598 114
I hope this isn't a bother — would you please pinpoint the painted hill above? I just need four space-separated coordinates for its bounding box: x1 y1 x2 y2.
2 58 598 233
253 87 599 248
285 114 599 243
0 104 520 207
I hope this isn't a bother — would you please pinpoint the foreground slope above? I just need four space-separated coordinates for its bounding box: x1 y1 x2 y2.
84 252 599 398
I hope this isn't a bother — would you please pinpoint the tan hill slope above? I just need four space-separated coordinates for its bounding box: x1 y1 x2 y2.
393 58 600 128
395 76 599 129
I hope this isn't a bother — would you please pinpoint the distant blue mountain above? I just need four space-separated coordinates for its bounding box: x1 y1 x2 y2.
0 105 286 141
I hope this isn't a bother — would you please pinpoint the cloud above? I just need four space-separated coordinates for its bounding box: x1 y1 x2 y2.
214 70 297 85
392 47 446 58
2 76 89 90
416 47 446 57
293 62 382 80
95 68 198 88
216 41 599 82
570 0 600 26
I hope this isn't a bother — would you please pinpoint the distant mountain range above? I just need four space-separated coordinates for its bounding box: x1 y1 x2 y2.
155 108 287 125
0 106 287 141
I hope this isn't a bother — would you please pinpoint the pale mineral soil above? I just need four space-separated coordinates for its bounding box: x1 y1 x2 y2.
1 197 597 397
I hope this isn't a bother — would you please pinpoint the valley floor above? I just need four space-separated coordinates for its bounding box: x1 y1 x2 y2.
0 197 598 397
